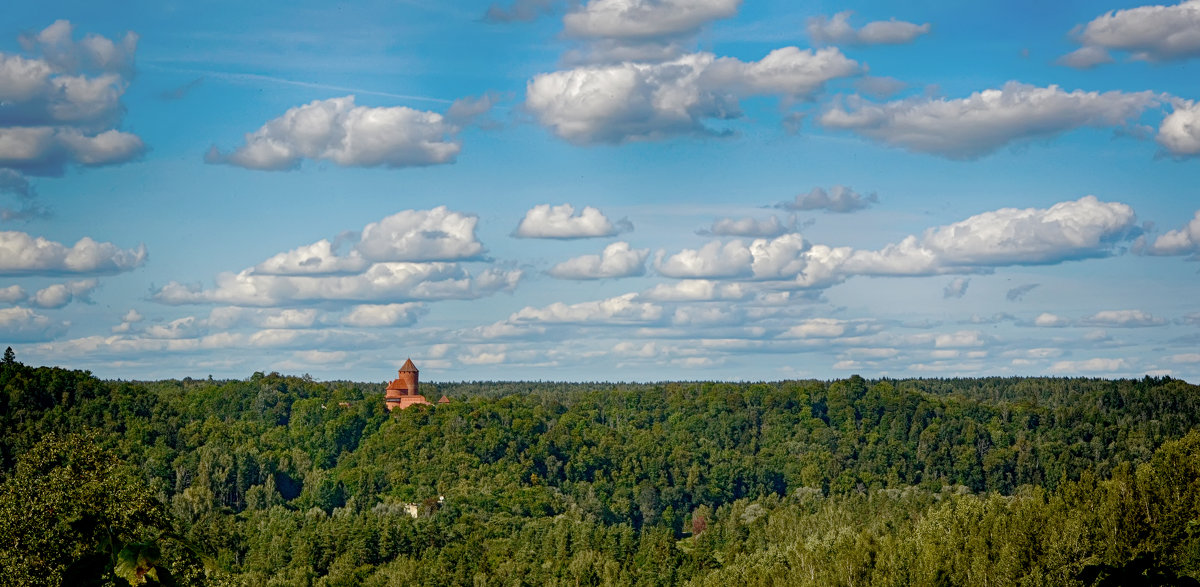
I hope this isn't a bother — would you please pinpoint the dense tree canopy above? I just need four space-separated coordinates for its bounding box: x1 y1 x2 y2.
1 352 1198 585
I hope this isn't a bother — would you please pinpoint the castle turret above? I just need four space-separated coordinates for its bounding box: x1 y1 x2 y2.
385 358 429 411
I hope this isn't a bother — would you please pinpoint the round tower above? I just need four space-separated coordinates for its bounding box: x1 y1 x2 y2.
385 358 423 411
397 357 419 394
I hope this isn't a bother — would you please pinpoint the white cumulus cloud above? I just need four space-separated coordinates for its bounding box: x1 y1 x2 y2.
511 293 663 324
1139 210 1200 256
1067 0 1200 64
820 82 1160 159
253 240 369 275
1051 358 1130 373
637 279 745 301
154 263 521 307
1157 100 1200 157
526 49 859 144
206 95 463 170
0 306 68 341
776 186 877 213
1081 309 1167 327
807 11 931 46
0 231 146 275
341 303 426 327
843 196 1136 274
547 241 649 279
1056 46 1116 69
32 278 98 308
357 206 485 262
702 215 790 237
0 284 27 304
0 21 143 180
655 240 753 278
1033 313 1070 327
781 318 851 338
513 203 627 239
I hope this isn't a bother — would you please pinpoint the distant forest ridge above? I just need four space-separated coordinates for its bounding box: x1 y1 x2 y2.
1 354 1198 585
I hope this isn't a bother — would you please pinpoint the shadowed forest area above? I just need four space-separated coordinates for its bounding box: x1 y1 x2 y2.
1 351 1199 585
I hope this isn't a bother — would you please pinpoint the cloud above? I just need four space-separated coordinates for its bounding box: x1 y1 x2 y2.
563 0 741 40
111 308 142 333
445 94 499 126
776 186 877 213
0 285 27 304
637 279 745 301
253 239 369 275
525 54 731 144
655 239 754 278
484 0 559 22
700 47 864 97
1033 312 1070 327
842 347 899 360
154 263 522 307
0 231 147 275
1056 46 1115 69
0 306 68 341
17 20 138 75
1139 210 1200 256
205 95 462 170
0 22 143 180
1081 309 1167 327
1068 0 1200 64
1157 100 1200 157
0 127 145 177
511 293 663 324
656 234 850 285
1050 358 1130 373
781 318 872 339
934 330 986 348
943 277 969 299
340 303 426 327
547 241 649 279
653 196 1136 292
357 207 485 262
854 76 908 99
1006 283 1039 301
513 203 629 239
525 49 859 144
144 316 203 340
153 206 517 307
819 82 1161 159
32 278 98 308
843 196 1137 274
967 312 1015 325
459 346 507 365
700 215 790 237
807 11 931 46
206 307 319 329
291 350 349 365
0 168 34 200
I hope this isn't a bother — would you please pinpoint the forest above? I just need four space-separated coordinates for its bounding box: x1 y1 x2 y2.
1 348 1199 586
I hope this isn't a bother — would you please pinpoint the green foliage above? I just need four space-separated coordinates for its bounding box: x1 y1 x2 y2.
1 357 1199 584
0 432 204 586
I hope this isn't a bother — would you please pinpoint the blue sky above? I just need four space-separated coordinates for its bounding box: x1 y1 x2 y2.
3 0 1200 382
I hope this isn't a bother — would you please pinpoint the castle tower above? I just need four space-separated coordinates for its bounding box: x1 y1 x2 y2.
385 358 429 411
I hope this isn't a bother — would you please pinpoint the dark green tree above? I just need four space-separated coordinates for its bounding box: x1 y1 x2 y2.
0 433 207 586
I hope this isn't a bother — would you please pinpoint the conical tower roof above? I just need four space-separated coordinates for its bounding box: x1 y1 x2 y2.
400 358 418 373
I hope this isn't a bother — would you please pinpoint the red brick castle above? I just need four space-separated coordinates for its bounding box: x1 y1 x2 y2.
384 359 449 411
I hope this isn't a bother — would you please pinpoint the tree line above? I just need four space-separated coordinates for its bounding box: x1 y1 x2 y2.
1 350 1198 585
